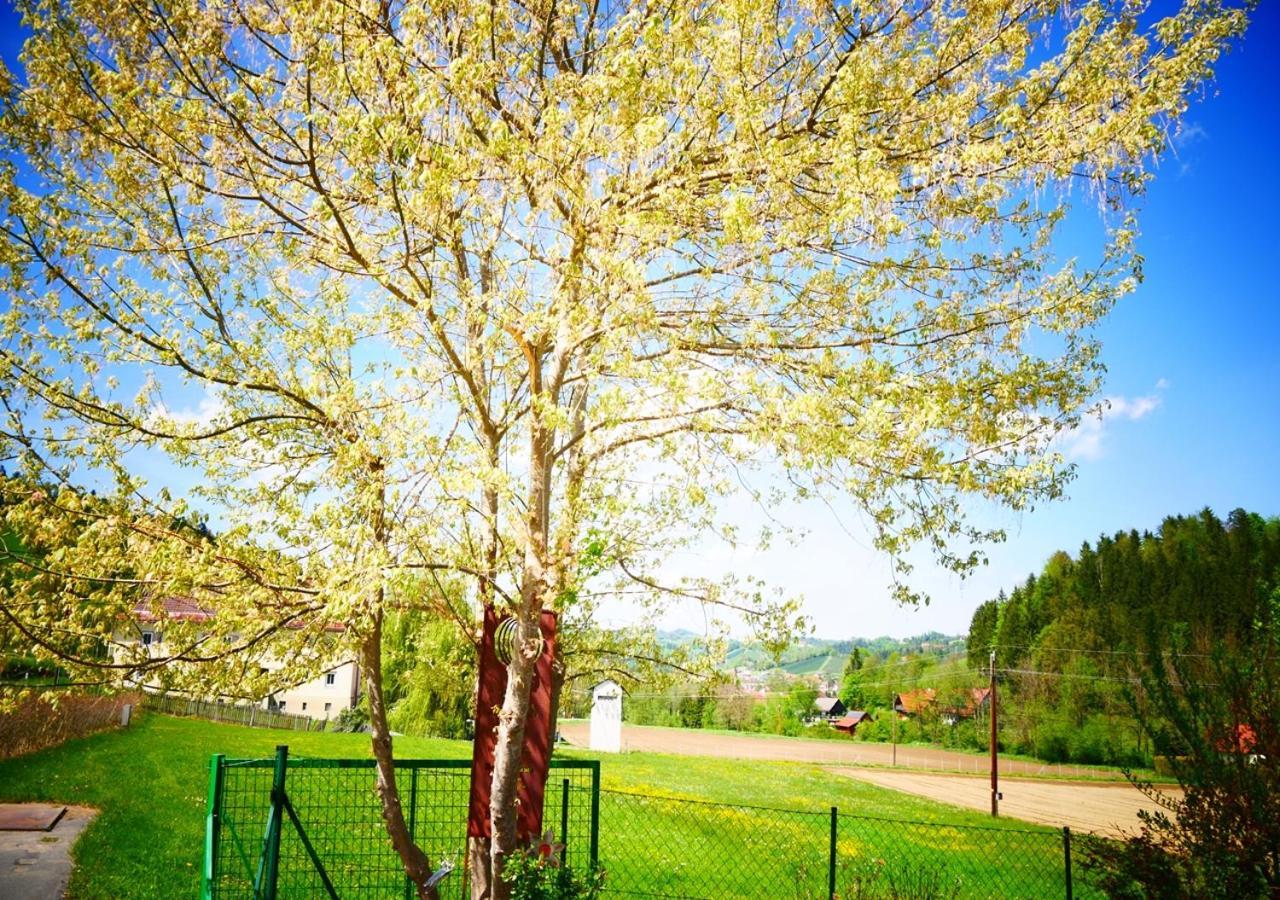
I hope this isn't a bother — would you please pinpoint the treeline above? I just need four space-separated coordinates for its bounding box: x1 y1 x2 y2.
966 508 1280 766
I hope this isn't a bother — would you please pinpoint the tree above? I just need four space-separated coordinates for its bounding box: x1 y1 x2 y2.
0 0 1248 895
839 646 867 710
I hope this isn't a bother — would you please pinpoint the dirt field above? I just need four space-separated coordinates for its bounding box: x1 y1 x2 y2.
558 721 1129 780
832 768 1181 837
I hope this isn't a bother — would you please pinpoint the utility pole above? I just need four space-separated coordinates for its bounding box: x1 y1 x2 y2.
891 686 898 767
989 649 999 818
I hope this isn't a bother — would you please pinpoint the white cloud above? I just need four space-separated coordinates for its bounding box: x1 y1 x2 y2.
1172 122 1207 150
1059 383 1165 462
145 392 225 430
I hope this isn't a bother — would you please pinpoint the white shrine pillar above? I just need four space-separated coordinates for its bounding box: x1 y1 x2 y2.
589 679 623 753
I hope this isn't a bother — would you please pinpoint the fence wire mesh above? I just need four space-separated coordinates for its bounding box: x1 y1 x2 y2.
206 752 599 900
206 751 1087 899
595 789 1091 899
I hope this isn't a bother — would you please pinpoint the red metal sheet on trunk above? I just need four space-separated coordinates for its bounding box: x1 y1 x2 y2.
467 607 558 843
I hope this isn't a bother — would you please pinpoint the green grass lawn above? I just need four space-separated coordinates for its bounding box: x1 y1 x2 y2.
0 713 1089 898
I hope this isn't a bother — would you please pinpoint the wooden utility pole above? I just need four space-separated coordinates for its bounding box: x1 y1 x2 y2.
989 649 999 817
891 687 898 767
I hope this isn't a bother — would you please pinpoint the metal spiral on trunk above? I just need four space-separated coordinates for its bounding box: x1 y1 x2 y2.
494 615 543 665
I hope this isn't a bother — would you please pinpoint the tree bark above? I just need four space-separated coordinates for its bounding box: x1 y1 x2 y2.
487 348 553 897
361 619 441 900
362 462 440 900
487 612 541 898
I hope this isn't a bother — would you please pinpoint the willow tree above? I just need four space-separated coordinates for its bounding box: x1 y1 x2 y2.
0 0 1246 893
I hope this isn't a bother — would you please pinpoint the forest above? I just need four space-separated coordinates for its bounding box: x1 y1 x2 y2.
963 507 1280 766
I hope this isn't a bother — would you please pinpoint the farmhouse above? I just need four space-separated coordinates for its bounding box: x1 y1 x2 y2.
892 688 937 718
117 596 359 721
941 687 992 725
813 696 846 721
832 711 874 735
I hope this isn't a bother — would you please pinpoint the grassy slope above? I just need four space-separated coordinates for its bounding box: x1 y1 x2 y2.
0 713 1065 899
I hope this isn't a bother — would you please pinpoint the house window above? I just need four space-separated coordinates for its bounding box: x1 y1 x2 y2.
278 702 285 710
325 673 336 686
141 631 154 646
301 702 308 711
324 703 332 713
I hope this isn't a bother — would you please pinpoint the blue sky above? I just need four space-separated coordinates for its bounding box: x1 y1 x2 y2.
2 3 1277 640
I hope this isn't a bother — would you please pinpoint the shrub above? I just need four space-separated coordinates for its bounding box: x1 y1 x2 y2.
1081 599 1280 897
502 852 603 900
0 690 140 759
328 704 369 733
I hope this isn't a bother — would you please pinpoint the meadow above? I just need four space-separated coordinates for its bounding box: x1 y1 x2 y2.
0 713 1086 898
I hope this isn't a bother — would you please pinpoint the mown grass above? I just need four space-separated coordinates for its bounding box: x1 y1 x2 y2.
0 712 1089 898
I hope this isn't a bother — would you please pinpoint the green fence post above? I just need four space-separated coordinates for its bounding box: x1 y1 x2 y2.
559 778 570 852
404 767 419 900
202 754 224 900
828 806 838 900
1063 826 1073 900
588 762 600 867
260 745 289 900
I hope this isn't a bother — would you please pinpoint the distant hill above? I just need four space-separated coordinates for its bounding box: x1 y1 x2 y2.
657 630 965 675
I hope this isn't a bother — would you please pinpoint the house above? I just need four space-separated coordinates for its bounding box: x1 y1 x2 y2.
119 596 359 722
892 688 937 718
813 696 846 721
832 711 874 735
1212 723 1261 762
941 688 992 726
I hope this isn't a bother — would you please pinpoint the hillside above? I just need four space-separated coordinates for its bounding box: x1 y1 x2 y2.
665 631 965 676
964 507 1280 766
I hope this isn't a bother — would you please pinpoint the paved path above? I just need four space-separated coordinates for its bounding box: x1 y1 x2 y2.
832 769 1181 837
558 722 1129 780
0 806 97 900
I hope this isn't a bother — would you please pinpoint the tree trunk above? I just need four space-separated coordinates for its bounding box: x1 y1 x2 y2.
487 612 541 899
487 359 552 897
360 620 441 900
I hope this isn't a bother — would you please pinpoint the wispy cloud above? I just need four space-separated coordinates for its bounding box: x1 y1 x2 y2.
1172 122 1207 178
1172 122 1207 150
1060 382 1166 462
145 392 225 430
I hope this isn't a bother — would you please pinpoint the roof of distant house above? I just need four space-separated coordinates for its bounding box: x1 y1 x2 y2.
943 687 992 717
834 711 873 726
134 597 345 632
814 696 844 714
135 596 215 623
1212 723 1258 755
894 688 938 714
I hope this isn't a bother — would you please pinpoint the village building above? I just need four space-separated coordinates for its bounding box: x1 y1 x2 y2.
117 596 359 722
832 710 874 736
812 696 846 721
892 688 938 718
941 687 992 726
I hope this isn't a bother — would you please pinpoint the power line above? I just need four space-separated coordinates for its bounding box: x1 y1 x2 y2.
993 643 1216 660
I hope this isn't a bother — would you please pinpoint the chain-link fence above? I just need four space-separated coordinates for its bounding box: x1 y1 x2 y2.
203 749 600 899
597 789 1089 899
204 749 1087 899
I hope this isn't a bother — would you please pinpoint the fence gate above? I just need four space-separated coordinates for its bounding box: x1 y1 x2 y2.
203 746 600 899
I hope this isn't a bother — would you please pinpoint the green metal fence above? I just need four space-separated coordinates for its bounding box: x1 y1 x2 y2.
203 747 600 899
596 789 1090 899
204 750 1087 899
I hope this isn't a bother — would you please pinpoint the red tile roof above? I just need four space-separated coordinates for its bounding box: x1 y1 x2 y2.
133 597 344 632
135 596 214 623
894 688 937 714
